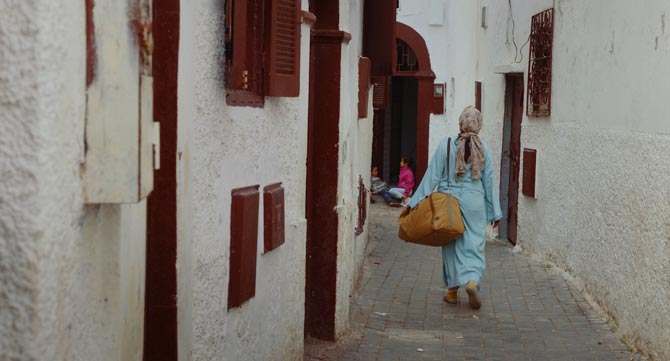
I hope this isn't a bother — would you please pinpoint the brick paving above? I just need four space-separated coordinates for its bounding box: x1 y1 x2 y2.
335 202 645 361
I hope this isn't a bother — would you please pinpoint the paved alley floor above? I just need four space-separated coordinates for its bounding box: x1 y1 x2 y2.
323 202 645 361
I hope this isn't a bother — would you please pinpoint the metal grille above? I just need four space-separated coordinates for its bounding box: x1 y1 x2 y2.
527 8 554 116
355 175 367 236
395 39 418 73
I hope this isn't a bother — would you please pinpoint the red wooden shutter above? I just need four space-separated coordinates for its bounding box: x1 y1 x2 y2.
372 76 389 110
228 185 260 309
263 183 285 253
522 148 537 198
264 0 301 97
226 0 265 107
358 57 371 118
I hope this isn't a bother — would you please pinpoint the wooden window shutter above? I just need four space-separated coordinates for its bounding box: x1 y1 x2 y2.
358 57 371 118
264 0 301 97
225 0 265 107
372 76 389 110
522 148 537 198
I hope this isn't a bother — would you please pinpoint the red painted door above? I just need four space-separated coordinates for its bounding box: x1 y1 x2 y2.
506 75 524 245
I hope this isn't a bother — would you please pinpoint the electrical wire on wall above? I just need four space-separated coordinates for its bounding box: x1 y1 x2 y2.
506 0 531 64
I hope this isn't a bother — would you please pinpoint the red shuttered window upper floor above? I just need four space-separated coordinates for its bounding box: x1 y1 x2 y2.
225 0 301 107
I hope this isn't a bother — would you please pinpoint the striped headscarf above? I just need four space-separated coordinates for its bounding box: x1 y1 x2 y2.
456 106 485 181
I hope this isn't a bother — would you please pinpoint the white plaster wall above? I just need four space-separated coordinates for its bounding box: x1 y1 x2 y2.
334 0 375 336
474 0 670 359
398 0 479 157
1 1 147 360
178 1 311 360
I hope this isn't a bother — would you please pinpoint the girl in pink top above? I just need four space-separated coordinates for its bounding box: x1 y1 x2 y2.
389 156 414 204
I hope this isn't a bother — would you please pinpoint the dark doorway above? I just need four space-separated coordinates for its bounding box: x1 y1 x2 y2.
386 77 418 184
499 74 524 245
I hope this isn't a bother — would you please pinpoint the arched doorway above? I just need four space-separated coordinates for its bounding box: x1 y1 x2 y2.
372 22 436 188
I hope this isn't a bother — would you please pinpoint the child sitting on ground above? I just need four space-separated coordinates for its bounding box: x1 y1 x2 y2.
370 166 402 207
388 156 414 207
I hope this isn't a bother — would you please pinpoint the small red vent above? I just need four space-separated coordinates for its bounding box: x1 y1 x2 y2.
263 183 285 253
372 76 389 110
522 149 537 198
228 185 260 310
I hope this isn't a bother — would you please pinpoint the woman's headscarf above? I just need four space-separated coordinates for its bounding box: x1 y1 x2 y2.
456 106 485 180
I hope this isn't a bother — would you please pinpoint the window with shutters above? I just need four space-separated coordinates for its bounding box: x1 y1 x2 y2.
224 0 301 108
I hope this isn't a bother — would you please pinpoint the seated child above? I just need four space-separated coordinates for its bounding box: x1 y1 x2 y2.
388 156 414 206
370 166 401 207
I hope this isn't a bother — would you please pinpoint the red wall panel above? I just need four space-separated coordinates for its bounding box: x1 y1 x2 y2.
228 185 260 309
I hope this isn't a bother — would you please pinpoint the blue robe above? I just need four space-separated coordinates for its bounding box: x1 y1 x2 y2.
408 137 503 288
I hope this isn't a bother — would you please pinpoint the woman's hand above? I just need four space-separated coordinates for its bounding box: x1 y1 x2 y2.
491 220 501 228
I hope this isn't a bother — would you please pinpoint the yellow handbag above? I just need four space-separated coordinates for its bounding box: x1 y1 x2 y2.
398 138 465 246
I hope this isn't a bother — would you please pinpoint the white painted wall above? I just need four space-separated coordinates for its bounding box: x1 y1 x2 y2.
424 0 670 359
1 1 147 360
335 0 375 336
398 0 479 156
177 1 312 360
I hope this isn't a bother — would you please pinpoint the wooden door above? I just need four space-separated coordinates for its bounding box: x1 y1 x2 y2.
499 74 524 245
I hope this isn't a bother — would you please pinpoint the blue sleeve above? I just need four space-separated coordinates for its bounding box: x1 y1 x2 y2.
483 146 503 223
408 140 446 208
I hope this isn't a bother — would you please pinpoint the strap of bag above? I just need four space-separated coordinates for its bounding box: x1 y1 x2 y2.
446 137 452 187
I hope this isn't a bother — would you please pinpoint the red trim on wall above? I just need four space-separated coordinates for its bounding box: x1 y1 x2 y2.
391 22 435 185
415 78 433 184
144 0 179 360
305 3 343 341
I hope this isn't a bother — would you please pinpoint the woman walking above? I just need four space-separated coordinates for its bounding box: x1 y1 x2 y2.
408 106 502 309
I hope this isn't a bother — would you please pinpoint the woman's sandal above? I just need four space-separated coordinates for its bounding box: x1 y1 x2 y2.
443 288 458 304
465 281 481 310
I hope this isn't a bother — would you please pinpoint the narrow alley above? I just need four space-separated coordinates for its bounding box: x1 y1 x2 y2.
3 0 670 360
307 203 645 361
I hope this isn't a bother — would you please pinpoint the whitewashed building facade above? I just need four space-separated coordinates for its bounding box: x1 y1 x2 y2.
399 1 670 359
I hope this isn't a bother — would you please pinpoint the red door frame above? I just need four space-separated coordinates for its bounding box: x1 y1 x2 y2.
144 0 179 359
304 1 351 341
394 22 435 185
